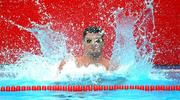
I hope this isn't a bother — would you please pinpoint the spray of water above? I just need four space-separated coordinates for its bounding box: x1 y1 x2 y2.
0 0 167 83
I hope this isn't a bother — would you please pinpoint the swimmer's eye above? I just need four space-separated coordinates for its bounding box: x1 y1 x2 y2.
86 39 92 43
96 39 103 43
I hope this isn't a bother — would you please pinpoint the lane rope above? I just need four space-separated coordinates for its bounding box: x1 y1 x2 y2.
0 85 180 92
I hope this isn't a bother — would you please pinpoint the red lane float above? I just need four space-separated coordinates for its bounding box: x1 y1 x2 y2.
0 85 179 92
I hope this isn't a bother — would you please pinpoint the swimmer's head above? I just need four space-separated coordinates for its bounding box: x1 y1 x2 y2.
83 26 105 58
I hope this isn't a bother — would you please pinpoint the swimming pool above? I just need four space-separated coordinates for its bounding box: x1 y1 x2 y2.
0 0 179 99
0 68 180 100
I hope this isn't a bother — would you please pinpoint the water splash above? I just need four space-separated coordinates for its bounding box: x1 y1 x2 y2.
0 21 68 81
108 0 157 80
0 0 168 83
29 22 68 63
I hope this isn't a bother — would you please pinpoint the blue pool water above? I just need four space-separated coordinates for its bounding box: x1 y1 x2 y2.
0 0 180 99
0 76 180 100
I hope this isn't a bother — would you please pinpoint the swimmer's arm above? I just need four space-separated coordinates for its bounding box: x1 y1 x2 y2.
59 60 66 71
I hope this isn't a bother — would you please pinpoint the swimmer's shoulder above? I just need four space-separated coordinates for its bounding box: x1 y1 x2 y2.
101 57 119 71
101 57 110 70
75 56 85 67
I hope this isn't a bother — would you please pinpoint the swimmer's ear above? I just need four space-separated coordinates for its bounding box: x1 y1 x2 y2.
102 39 104 45
81 42 84 50
82 39 85 46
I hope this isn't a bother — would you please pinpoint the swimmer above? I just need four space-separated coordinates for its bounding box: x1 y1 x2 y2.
59 26 118 71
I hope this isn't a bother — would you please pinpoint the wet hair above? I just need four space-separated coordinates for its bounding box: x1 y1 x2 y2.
83 26 104 40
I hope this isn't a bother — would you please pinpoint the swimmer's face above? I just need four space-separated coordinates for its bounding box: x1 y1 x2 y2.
83 32 104 57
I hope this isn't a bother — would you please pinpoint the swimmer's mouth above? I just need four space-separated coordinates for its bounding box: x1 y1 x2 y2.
91 52 101 58
91 47 100 51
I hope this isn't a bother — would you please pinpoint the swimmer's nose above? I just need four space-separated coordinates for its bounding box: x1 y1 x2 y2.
92 44 99 49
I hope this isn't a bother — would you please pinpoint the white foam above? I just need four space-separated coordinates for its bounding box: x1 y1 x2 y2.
58 56 107 81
